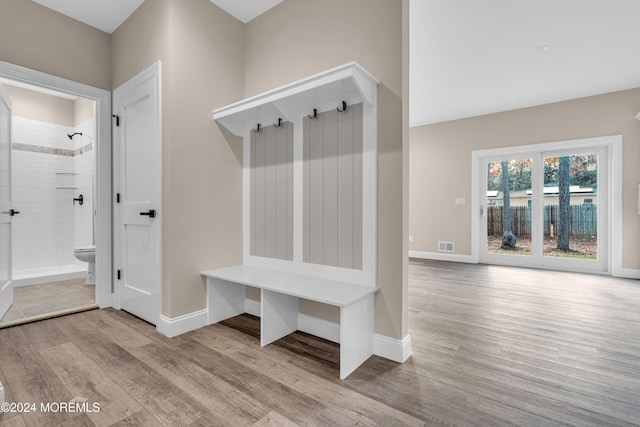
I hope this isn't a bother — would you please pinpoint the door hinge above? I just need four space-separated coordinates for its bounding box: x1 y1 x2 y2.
117 270 121 280
116 193 120 203
112 114 120 127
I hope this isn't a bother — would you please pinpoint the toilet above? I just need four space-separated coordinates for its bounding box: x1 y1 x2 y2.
73 245 96 285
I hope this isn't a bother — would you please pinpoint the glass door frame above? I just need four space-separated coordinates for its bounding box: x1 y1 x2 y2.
472 136 618 275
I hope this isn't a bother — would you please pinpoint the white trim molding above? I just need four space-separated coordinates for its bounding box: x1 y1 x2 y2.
157 309 208 338
248 297 342 343
247 296 414 364
159 302 412 365
374 333 413 363
613 268 640 280
409 251 476 264
299 313 340 344
245 298 261 317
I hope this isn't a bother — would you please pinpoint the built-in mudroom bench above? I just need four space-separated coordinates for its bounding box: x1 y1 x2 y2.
201 266 377 379
204 62 379 379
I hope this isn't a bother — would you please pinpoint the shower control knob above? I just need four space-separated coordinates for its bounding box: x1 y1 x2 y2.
3 209 20 216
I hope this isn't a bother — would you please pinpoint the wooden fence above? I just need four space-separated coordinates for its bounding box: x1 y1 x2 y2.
487 205 597 237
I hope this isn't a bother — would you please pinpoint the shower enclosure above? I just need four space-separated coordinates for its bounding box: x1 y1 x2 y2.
9 95 95 286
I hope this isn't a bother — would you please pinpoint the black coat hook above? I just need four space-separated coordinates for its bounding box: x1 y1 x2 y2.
308 108 318 119
253 123 261 133
274 118 282 127
337 101 347 113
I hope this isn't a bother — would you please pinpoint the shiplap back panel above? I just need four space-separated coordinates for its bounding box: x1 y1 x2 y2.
303 103 363 269
250 121 293 260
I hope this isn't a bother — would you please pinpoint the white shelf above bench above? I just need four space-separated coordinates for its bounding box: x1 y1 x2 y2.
212 61 378 137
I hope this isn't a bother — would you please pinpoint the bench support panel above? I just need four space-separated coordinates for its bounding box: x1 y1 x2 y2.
340 295 374 379
261 289 299 346
207 278 246 324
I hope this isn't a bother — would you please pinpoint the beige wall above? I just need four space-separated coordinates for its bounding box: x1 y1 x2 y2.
111 0 171 90
0 0 111 90
410 87 640 270
245 0 407 339
112 0 245 318
244 0 402 100
164 0 244 317
3 85 74 126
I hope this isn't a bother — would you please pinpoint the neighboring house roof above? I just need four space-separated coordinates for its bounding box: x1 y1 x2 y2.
487 186 596 198
525 186 595 195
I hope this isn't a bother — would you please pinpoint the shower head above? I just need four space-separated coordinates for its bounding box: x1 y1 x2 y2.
67 132 83 140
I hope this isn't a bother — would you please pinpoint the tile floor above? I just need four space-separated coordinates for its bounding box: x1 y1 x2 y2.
0 279 96 328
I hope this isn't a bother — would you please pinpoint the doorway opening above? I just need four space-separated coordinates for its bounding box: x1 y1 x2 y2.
0 80 98 327
0 60 111 327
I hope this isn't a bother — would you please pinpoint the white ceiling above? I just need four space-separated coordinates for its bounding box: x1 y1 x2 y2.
32 0 145 34
410 0 640 126
31 0 281 32
208 0 283 24
30 1 640 127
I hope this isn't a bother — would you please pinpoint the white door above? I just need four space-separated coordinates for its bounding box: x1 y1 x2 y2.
114 63 161 325
0 84 14 320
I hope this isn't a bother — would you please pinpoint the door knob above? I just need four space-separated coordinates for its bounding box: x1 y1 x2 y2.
140 209 156 218
3 209 20 216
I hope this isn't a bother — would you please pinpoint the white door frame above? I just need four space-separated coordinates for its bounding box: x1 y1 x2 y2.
472 135 622 275
0 82 14 320
0 61 112 308
112 61 162 319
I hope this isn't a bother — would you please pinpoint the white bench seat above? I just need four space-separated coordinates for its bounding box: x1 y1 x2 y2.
201 265 377 379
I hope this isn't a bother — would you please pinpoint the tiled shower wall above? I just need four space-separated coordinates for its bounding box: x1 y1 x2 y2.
73 118 95 252
11 116 94 272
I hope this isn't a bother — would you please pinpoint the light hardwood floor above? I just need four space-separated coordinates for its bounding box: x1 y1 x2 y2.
1 260 640 426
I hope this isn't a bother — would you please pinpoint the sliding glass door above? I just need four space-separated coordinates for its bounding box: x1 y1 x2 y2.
478 145 608 273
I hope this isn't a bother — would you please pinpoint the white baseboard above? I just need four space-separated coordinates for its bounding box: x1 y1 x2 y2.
246 298 340 343
409 250 475 264
248 298 411 362
612 266 640 279
157 309 208 338
245 298 261 316
374 333 412 363
412 251 640 280
161 301 412 365
298 313 340 343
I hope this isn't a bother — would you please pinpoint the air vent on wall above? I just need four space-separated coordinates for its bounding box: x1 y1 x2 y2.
438 241 454 253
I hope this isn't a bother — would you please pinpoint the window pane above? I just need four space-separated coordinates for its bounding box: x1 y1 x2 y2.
543 154 598 260
486 159 532 256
